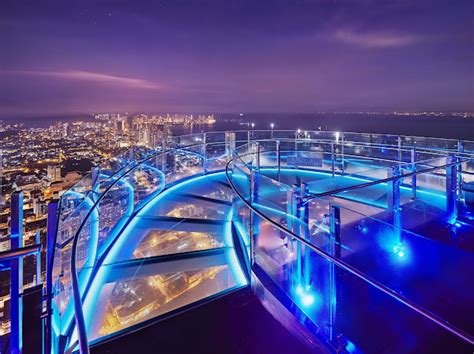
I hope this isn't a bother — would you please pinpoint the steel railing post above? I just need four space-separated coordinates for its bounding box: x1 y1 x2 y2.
10 191 24 354
446 155 458 223
255 141 261 171
203 133 207 174
161 139 166 172
331 141 335 177
411 148 417 199
35 230 41 285
299 183 310 289
276 140 281 181
388 165 402 232
340 132 345 174
457 140 464 200
329 205 341 342
249 166 259 266
397 135 402 162
45 200 59 354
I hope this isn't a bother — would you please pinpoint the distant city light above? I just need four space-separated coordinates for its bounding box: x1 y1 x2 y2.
270 123 275 129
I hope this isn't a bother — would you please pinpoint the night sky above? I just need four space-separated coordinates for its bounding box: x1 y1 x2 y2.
1 0 472 117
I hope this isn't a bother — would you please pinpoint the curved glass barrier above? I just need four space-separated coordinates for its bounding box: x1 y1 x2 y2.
52 130 474 353
227 139 474 353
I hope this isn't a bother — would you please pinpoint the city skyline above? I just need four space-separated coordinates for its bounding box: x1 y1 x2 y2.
1 0 473 119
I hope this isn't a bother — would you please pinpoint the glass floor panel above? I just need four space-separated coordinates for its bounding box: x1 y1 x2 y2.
81 172 247 344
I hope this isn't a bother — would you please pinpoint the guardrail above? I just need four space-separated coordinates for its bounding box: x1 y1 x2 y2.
225 140 474 349
57 130 474 353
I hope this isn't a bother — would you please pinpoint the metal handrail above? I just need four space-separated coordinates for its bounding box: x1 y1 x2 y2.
0 244 42 262
303 157 472 203
225 158 474 345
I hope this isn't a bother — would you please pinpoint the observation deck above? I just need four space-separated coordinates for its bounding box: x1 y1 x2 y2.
50 130 474 353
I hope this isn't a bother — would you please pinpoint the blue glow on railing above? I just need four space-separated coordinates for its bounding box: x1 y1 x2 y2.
225 208 249 287
233 220 250 246
80 172 248 339
293 285 322 310
56 190 98 336
96 177 135 258
393 243 406 258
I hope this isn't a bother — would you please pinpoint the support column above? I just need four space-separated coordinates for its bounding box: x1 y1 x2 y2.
446 155 458 223
225 132 236 159
202 133 207 174
299 183 310 289
397 136 402 163
254 141 261 171
411 148 417 199
35 231 41 285
294 130 298 164
330 141 335 177
91 166 100 203
249 167 259 266
45 201 59 354
10 191 24 354
287 184 299 288
457 141 464 201
340 133 345 174
329 205 341 342
276 140 281 181
388 165 402 231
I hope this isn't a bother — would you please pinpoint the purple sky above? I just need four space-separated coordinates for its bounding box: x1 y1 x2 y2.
1 0 472 117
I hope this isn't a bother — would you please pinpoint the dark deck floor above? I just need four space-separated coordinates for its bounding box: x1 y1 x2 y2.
92 287 316 354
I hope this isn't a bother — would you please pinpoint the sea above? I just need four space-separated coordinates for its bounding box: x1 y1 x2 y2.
1 113 473 140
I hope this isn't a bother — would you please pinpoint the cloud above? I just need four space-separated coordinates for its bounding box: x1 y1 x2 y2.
333 29 423 48
2 70 160 89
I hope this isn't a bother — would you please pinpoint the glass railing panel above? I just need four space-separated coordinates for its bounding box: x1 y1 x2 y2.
178 173 234 203
95 176 135 256
164 146 205 184
406 136 459 151
334 204 474 333
172 133 205 148
205 142 228 172
204 131 226 143
251 175 292 219
248 130 274 140
126 159 166 209
251 198 472 352
306 167 389 200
